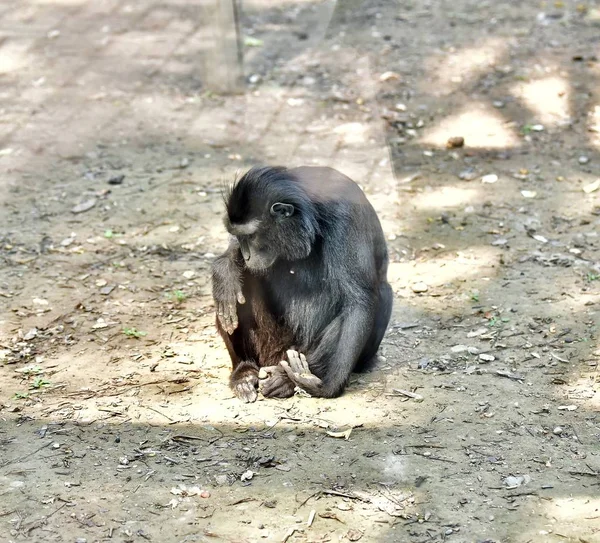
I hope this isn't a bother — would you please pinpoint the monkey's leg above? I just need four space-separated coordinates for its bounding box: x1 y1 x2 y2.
283 306 374 398
216 317 259 403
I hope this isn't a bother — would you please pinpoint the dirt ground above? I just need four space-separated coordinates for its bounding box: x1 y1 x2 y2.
1 0 599 541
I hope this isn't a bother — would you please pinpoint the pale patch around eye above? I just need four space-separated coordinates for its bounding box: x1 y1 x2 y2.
229 219 262 236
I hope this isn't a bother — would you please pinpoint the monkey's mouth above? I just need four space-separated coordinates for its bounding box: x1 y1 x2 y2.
244 255 277 274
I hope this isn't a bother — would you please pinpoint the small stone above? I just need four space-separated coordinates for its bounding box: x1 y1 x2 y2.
553 426 563 435
583 179 600 193
579 155 590 164
459 168 477 181
481 174 499 184
108 174 125 185
379 71 400 82
531 124 545 132
479 353 495 363
183 270 195 279
451 344 469 353
411 282 428 293
119 456 129 465
447 136 465 148
493 100 505 108
240 470 254 482
71 199 97 214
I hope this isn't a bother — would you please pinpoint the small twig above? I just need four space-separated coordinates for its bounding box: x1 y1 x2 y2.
322 489 370 502
406 444 445 449
282 527 299 543
504 491 539 498
568 470 599 478
412 452 457 464
391 389 424 402
141 405 175 422
495 370 524 381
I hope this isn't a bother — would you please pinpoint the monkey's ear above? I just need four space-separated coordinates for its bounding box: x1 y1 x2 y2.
270 202 295 218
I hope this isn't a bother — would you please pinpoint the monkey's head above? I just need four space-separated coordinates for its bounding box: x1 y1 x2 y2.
224 167 320 272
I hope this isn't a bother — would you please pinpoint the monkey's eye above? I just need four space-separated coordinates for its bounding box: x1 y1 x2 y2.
270 202 295 218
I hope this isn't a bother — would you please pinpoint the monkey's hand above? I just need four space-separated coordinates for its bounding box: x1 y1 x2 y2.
258 366 296 399
215 286 245 335
281 350 323 396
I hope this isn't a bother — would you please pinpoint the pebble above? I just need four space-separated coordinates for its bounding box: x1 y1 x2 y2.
411 282 428 293
481 174 498 184
71 199 97 214
447 136 465 148
553 426 563 435
579 155 590 164
108 174 125 185
479 353 495 362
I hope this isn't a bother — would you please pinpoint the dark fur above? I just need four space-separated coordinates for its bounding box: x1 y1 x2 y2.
212 166 393 401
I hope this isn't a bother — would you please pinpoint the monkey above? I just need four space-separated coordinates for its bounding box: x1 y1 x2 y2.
211 166 392 402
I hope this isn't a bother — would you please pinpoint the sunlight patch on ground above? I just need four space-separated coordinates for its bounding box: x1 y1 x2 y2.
388 247 499 287
564 375 599 410
419 102 520 149
410 186 479 210
0 41 30 73
426 38 508 92
29 0 86 4
334 122 369 145
518 497 600 542
588 104 600 151
512 76 571 126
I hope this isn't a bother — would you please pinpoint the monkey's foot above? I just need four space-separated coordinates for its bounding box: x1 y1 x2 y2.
281 350 323 396
258 366 295 398
230 364 259 403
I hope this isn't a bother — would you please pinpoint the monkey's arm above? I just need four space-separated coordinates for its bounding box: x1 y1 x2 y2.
282 304 373 397
211 237 245 334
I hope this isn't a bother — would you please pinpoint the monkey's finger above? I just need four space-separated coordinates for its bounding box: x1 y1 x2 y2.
298 352 310 373
280 360 300 381
226 304 238 333
285 350 307 375
236 291 246 305
217 304 228 330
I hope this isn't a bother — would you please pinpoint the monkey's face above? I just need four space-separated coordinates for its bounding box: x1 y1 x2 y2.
229 202 297 272
236 233 276 271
